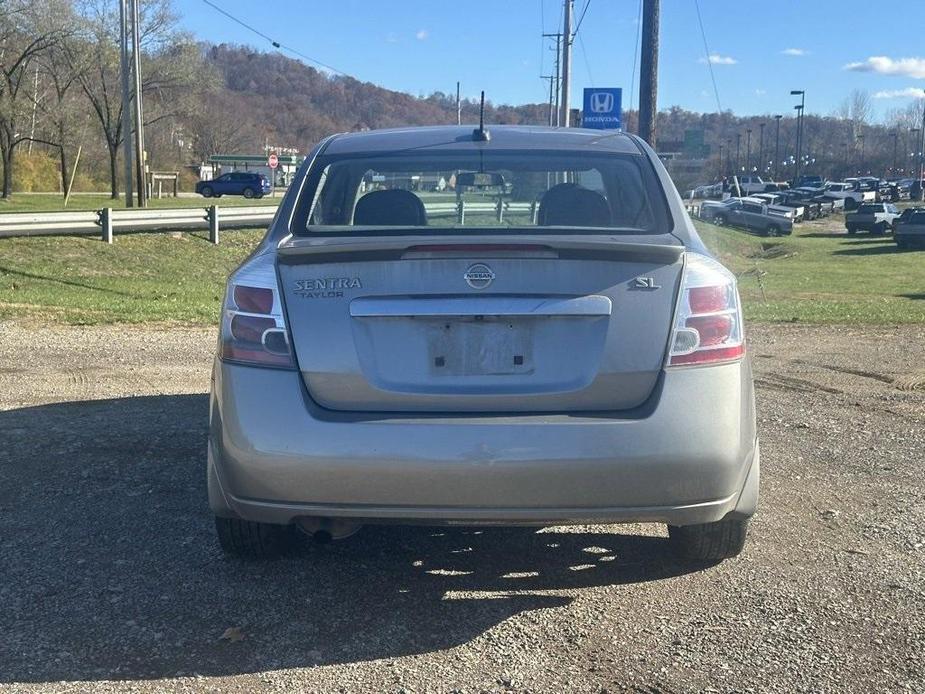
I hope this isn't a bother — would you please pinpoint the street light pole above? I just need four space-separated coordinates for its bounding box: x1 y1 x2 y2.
918 104 925 200
758 122 766 175
745 128 752 173
791 89 805 182
773 115 782 180
891 131 898 175
735 133 741 174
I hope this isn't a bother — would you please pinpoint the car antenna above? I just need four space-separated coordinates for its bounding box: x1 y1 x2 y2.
472 91 490 142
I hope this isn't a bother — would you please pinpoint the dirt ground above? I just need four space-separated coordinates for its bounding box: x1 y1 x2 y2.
0 321 923 693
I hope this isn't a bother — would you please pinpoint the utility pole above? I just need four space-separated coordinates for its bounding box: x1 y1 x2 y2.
131 0 146 207
542 32 562 126
456 81 461 125
718 142 724 179
119 0 133 206
773 115 782 181
758 122 766 175
638 0 659 146
857 134 865 173
559 0 573 127
725 138 731 178
541 32 562 126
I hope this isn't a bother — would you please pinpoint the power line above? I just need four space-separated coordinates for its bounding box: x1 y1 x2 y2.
573 0 591 36
578 33 594 85
693 0 722 112
200 0 348 76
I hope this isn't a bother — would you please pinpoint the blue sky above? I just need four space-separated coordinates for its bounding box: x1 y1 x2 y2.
180 1 925 120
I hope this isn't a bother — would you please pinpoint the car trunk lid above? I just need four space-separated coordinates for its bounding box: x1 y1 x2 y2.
277 233 684 412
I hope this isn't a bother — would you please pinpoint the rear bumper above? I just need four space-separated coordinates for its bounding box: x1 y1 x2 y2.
208 359 759 527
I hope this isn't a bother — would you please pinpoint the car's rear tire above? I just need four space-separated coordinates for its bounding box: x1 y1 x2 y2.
215 516 297 559
873 222 888 235
846 226 857 235
714 214 727 226
243 187 256 199
845 198 858 211
201 186 213 198
766 224 780 237
668 518 749 562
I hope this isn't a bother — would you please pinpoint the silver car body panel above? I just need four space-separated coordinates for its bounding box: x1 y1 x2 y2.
209 359 758 526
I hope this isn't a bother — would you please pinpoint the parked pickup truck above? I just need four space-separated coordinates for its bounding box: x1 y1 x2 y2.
845 202 901 235
701 197 793 236
734 175 787 195
894 207 925 249
752 193 804 222
825 181 876 210
779 190 827 220
788 188 835 216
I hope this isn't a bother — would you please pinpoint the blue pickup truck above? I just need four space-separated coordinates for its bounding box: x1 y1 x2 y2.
196 172 271 199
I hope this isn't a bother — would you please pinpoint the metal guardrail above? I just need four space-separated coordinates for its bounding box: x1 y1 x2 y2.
0 199 541 243
0 205 277 244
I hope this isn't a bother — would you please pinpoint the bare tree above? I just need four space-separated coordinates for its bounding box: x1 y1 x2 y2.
0 0 66 198
69 0 201 198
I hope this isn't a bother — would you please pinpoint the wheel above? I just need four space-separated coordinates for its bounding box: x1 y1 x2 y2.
896 239 909 250
846 226 857 235
714 214 727 227
668 518 749 562
243 187 256 199
215 516 298 559
200 186 213 198
766 224 780 237
873 222 888 236
845 198 858 211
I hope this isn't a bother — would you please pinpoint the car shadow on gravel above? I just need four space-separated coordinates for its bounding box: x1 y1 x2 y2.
0 394 704 684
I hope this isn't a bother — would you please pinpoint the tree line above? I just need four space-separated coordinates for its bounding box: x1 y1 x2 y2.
2 0 922 201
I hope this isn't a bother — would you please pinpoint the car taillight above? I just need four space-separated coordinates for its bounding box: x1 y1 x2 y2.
667 253 745 367
219 252 295 369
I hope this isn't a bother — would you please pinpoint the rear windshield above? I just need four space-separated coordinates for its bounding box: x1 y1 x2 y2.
292 150 670 235
910 212 925 224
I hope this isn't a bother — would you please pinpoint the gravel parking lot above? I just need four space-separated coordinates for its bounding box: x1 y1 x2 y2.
1 321 923 693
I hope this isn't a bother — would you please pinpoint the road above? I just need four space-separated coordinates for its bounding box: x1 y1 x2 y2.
0 322 923 692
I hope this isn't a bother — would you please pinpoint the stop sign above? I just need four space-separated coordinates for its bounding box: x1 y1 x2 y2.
267 153 279 169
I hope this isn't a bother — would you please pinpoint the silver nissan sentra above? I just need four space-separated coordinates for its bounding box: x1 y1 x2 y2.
208 125 758 562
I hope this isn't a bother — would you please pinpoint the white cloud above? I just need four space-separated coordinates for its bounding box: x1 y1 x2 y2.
844 56 925 79
698 53 737 65
755 88 766 96
782 48 807 56
415 29 429 41
873 87 925 99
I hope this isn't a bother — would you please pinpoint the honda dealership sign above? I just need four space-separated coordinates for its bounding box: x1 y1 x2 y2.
582 87 623 130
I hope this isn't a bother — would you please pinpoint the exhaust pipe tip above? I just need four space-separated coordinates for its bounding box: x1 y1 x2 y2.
296 517 361 543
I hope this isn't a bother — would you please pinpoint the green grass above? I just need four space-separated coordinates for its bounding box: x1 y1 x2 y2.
696 220 925 324
0 229 264 324
0 193 280 213
0 217 922 326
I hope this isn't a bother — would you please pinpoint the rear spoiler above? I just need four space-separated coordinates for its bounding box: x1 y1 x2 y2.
276 233 684 265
